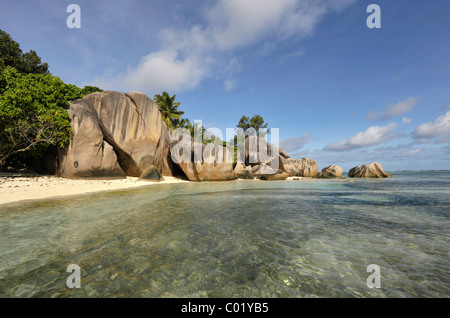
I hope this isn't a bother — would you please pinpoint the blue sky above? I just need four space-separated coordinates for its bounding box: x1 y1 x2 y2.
1 0 449 171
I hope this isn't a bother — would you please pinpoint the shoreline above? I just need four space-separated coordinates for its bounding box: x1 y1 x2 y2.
0 174 325 207
0 173 189 207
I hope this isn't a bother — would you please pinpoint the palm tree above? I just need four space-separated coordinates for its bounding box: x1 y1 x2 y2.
173 119 206 142
172 117 192 131
154 91 184 131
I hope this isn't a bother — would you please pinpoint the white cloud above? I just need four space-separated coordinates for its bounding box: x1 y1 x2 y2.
280 133 312 153
397 149 422 158
402 117 413 124
413 111 450 141
118 50 207 95
366 97 420 121
93 0 356 94
325 123 398 151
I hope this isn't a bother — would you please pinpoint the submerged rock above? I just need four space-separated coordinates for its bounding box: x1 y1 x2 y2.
318 165 343 178
348 162 392 178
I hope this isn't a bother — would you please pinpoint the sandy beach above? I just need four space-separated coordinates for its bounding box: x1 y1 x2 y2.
0 173 189 206
0 173 315 207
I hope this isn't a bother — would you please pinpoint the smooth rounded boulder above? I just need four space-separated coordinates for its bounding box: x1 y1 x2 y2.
57 100 126 179
58 91 176 179
282 158 318 177
170 138 235 181
138 165 164 182
348 162 392 178
318 165 343 178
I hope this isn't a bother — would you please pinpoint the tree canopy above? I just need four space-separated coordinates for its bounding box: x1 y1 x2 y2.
154 91 185 131
237 114 269 136
0 30 103 168
0 29 49 75
0 67 76 165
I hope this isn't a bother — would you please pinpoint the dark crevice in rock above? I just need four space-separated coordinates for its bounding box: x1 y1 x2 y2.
98 122 141 177
125 93 148 131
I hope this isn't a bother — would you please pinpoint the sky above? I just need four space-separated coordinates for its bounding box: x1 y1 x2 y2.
1 0 449 171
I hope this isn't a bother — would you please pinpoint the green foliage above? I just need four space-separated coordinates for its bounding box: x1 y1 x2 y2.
0 29 49 75
237 114 269 135
172 117 192 131
154 91 185 131
80 85 103 96
0 66 85 166
0 30 103 168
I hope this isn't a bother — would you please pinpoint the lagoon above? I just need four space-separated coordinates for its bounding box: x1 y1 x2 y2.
0 171 449 297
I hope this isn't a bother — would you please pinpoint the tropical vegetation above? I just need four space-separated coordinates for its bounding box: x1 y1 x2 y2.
0 29 102 169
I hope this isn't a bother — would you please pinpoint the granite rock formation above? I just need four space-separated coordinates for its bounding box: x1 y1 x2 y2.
170 138 235 181
318 165 343 178
348 162 392 178
282 158 319 177
58 91 175 179
138 165 164 181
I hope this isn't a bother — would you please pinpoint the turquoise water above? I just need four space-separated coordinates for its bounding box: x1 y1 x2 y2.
0 171 449 298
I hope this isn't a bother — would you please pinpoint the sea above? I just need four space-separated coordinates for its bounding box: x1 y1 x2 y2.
0 171 449 298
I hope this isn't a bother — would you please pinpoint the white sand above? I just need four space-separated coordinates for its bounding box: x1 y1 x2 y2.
0 173 188 206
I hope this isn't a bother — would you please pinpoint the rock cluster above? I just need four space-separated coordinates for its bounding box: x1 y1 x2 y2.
231 136 318 180
57 91 392 182
170 138 235 181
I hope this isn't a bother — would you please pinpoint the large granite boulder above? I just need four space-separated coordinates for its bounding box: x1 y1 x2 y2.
348 162 392 178
244 136 284 171
58 91 176 179
57 100 125 179
318 165 343 179
170 138 235 181
282 158 318 177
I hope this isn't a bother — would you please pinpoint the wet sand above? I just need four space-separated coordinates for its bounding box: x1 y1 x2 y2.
0 173 188 206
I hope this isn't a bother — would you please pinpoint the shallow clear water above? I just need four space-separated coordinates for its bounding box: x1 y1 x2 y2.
0 171 449 298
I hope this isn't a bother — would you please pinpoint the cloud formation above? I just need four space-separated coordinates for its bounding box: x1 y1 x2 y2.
280 133 312 153
402 117 413 124
396 148 422 158
324 123 398 151
121 50 207 94
366 97 420 121
413 111 450 141
96 0 356 95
